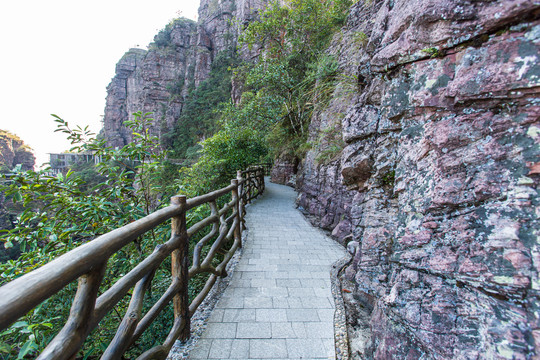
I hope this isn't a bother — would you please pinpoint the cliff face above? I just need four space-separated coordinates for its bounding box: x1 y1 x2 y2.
0 130 34 234
295 0 540 358
102 0 268 148
102 20 197 148
0 130 35 172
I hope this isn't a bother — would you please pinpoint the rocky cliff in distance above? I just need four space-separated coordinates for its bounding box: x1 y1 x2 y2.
0 130 35 172
292 0 540 358
0 130 34 234
102 0 268 148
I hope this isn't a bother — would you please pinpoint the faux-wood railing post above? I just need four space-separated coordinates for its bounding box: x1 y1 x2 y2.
237 171 247 230
231 178 242 248
171 195 190 341
259 168 265 193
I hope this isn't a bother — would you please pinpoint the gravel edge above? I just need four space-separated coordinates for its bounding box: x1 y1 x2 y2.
331 254 352 360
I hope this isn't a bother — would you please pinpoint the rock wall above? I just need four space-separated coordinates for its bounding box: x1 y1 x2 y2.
102 0 268 148
0 130 35 172
0 130 34 234
296 0 540 358
271 155 298 186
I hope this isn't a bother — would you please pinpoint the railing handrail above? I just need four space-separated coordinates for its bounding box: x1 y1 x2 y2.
0 204 181 330
251 162 272 176
0 166 266 360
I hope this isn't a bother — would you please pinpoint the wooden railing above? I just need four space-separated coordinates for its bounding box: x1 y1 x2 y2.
0 167 265 360
253 162 272 176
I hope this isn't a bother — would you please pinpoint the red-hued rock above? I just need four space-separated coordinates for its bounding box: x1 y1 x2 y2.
271 156 298 186
297 0 540 358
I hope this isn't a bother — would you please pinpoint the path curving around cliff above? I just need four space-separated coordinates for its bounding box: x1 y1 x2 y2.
186 180 347 360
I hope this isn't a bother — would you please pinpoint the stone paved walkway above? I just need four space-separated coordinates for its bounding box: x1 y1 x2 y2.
188 180 346 360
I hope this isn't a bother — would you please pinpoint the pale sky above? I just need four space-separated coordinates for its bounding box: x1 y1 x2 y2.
0 1 199 168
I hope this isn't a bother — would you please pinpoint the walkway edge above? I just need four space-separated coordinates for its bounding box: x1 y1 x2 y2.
331 254 352 360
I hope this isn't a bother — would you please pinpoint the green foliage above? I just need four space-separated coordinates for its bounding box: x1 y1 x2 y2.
177 129 268 196
68 162 107 193
352 31 368 48
421 47 443 58
302 54 340 111
0 110 246 358
164 50 240 160
150 18 195 49
0 112 177 358
239 0 353 58
0 306 56 359
381 169 395 186
166 78 185 99
0 241 19 263
227 0 354 161
314 125 346 165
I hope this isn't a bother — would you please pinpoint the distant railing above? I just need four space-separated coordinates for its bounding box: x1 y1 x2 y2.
253 162 272 176
0 167 265 360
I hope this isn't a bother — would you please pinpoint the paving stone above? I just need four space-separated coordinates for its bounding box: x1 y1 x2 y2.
215 297 244 309
207 309 224 323
291 322 307 338
267 271 289 279
287 288 315 297
271 322 297 338
310 271 331 279
229 339 250 358
209 339 232 358
223 309 256 322
272 297 289 309
301 297 333 309
259 287 289 297
276 279 302 288
286 339 329 358
256 308 288 322
201 323 237 339
286 297 303 308
230 287 260 297
189 339 212 358
317 309 335 323
250 339 288 358
242 271 266 279
236 322 272 339
304 322 335 339
252 279 277 288
244 296 273 309
286 309 320 322
300 279 331 288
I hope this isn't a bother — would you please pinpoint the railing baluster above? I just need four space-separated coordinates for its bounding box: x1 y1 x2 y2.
237 171 246 230
192 201 219 270
37 264 106 360
102 269 155 359
170 195 190 342
232 178 242 248
131 279 182 344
